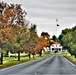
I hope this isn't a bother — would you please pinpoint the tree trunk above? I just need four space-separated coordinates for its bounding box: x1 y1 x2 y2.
15 53 16 58
6 51 9 56
29 52 31 58
0 52 3 64
18 51 20 61
75 54 76 58
32 52 35 58
33 54 34 58
39 51 42 56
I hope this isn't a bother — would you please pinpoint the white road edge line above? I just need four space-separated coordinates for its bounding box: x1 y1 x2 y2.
0 58 37 71
0 61 27 71
63 57 75 66
0 55 54 71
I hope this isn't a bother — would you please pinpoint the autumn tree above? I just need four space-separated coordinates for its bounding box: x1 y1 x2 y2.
23 24 38 58
34 37 45 56
0 1 28 62
34 32 50 56
41 32 50 47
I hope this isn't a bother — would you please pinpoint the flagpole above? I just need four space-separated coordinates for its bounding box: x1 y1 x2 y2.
56 19 58 42
56 19 60 42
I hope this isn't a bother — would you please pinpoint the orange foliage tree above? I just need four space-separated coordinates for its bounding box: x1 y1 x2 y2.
0 1 51 63
34 32 50 56
0 1 27 62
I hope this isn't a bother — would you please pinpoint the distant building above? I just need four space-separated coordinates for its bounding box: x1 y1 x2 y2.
50 42 63 53
43 47 49 52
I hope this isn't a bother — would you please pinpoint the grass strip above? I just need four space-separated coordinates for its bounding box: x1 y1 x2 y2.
64 55 76 63
0 53 51 68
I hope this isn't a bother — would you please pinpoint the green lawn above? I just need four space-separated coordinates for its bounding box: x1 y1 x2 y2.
0 52 69 68
0 52 52 68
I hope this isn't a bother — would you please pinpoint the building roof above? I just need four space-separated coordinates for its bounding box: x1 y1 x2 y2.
53 42 60 44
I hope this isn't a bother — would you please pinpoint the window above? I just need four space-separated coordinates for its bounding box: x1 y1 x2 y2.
59 45 61 47
52 48 54 50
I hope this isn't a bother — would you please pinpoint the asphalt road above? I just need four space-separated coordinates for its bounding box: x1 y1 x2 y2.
0 55 76 75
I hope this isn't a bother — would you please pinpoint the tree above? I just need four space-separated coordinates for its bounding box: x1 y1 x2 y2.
0 3 27 26
52 35 57 41
58 28 71 43
41 32 50 47
50 39 54 45
58 26 76 58
34 32 50 56
61 33 72 52
41 32 50 40
71 30 76 57
0 1 28 62
23 24 38 58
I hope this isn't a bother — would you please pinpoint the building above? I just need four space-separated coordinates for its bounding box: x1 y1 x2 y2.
50 42 63 53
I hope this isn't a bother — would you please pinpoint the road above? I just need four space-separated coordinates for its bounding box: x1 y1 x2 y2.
0 55 76 75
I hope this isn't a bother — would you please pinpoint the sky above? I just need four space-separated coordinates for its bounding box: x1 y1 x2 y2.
2 0 76 37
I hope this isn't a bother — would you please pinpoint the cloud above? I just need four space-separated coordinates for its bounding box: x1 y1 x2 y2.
2 0 76 36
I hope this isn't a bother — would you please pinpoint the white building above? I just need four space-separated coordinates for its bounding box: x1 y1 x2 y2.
43 47 49 52
50 42 63 53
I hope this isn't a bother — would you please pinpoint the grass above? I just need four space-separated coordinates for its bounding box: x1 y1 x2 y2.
65 55 76 62
0 56 31 68
0 52 52 68
0 52 71 68
63 51 76 63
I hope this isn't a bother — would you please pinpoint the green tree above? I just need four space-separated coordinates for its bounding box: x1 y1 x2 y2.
52 35 57 41
58 26 76 58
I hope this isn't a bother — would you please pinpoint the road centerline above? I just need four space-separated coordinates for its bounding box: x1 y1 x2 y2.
34 55 55 74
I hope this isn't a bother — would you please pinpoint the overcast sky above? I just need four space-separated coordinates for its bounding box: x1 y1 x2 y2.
2 0 76 37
